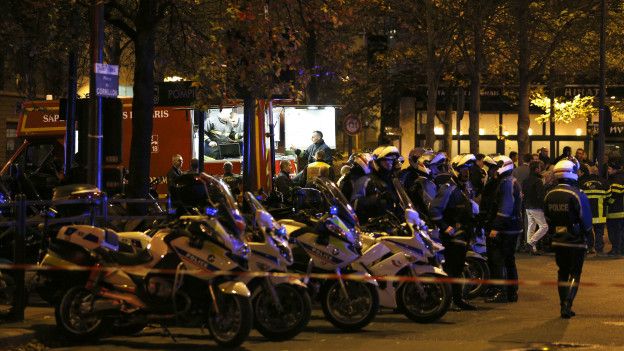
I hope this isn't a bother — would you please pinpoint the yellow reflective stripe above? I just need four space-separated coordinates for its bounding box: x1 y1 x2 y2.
584 191 608 196
593 217 607 224
607 212 624 219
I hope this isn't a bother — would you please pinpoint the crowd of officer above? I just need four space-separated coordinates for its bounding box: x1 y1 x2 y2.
311 145 595 319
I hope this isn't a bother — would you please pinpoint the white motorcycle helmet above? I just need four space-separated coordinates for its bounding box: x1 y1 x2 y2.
349 152 373 174
554 157 580 181
492 155 514 175
415 151 446 175
408 147 434 169
450 153 476 178
372 145 401 172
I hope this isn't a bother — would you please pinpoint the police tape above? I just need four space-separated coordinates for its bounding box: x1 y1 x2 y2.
0 263 611 288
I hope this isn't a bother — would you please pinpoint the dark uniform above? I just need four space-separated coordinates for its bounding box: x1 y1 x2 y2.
487 173 523 302
399 167 437 220
430 174 476 309
606 170 624 255
544 180 593 318
580 174 610 253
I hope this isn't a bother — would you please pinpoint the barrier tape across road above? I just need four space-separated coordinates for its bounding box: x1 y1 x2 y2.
0 263 615 288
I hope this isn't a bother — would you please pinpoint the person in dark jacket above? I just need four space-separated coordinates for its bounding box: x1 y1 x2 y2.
486 155 523 303
523 161 548 254
299 130 332 165
606 159 624 256
400 149 444 219
274 160 294 203
579 162 610 254
470 154 487 197
430 153 478 311
544 158 592 319
167 154 184 197
554 146 572 164
360 146 402 222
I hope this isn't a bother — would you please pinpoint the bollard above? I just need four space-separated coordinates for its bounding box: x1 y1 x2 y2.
9 194 27 321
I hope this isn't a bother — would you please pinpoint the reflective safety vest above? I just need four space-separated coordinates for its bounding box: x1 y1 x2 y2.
306 161 330 181
607 172 624 219
581 177 610 224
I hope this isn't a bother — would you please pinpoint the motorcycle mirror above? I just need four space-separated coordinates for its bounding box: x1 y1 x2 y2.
255 209 274 230
405 208 421 226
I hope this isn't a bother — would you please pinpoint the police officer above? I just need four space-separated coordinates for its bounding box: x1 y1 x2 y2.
340 152 372 205
429 153 478 310
485 155 523 303
400 150 445 219
544 158 592 319
478 155 501 297
606 159 624 256
357 146 402 223
579 162 610 254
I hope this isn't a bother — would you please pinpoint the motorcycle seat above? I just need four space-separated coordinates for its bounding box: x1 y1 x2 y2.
106 248 153 266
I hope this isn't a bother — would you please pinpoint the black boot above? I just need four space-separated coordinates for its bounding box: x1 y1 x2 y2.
485 290 508 303
564 278 578 317
452 285 477 310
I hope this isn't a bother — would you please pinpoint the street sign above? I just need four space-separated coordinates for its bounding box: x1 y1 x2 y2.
154 81 196 106
343 115 362 136
95 63 119 98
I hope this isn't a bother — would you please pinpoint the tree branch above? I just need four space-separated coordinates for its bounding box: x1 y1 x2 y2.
106 16 137 40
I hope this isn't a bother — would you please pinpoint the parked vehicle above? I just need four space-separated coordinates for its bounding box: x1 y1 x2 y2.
241 192 311 341
279 177 379 331
354 178 452 323
37 174 253 348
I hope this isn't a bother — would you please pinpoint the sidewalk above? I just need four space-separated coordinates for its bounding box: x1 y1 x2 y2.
0 305 55 350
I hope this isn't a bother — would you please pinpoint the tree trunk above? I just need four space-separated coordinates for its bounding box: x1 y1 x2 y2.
516 0 530 156
305 29 319 105
424 0 439 149
443 90 454 153
468 16 483 154
469 73 480 154
425 79 438 148
127 1 156 209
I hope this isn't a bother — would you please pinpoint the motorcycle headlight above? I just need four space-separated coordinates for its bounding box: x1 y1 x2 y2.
236 242 250 258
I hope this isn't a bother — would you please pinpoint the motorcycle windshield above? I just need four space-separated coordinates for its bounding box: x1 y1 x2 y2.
243 191 286 244
311 177 360 230
200 173 246 237
392 178 415 211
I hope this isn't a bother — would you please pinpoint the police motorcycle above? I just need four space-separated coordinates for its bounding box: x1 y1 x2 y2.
355 178 451 323
238 192 312 341
279 177 380 331
37 173 253 348
112 178 311 341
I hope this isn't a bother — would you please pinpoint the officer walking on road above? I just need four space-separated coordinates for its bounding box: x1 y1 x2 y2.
430 153 479 311
544 157 593 319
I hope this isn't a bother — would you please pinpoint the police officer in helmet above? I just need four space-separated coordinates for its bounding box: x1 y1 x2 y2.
544 157 592 319
486 155 523 303
429 153 479 310
400 149 445 219
359 146 402 223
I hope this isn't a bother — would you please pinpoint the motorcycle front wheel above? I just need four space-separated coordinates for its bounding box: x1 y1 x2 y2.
253 284 312 341
397 273 451 323
207 293 253 348
55 286 109 340
321 280 379 331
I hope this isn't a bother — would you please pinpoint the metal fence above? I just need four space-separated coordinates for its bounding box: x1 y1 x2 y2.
0 194 170 321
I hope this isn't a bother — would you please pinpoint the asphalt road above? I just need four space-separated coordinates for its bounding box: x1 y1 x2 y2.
2 254 624 351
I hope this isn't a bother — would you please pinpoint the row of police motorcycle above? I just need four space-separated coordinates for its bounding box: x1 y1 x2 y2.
26 172 481 348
